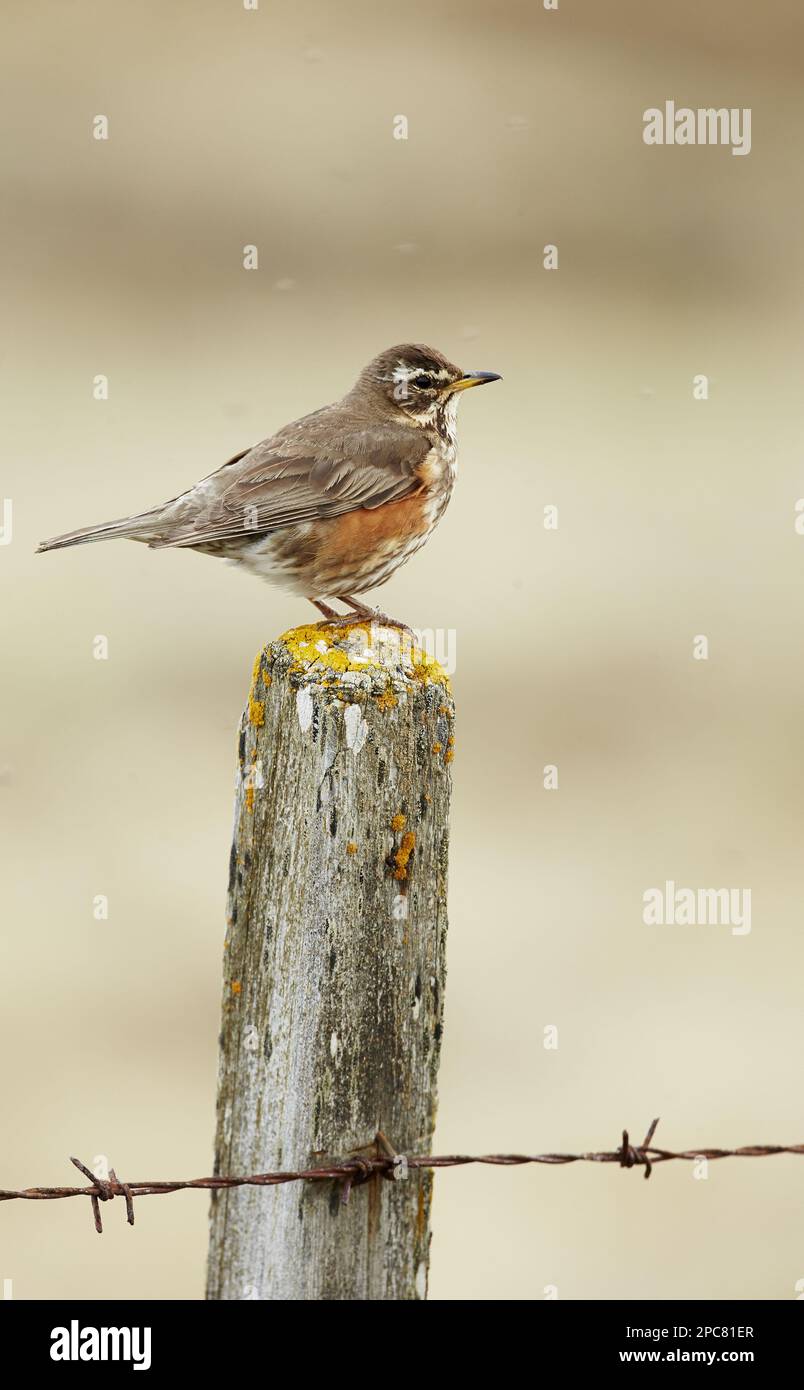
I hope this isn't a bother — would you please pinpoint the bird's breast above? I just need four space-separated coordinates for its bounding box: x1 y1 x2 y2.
414 439 458 520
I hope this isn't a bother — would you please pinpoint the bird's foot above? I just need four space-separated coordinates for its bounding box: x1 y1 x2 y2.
367 612 415 639
337 601 415 639
329 597 408 639
308 598 415 640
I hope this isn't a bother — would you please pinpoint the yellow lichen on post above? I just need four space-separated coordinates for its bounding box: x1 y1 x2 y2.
273 621 452 702
248 652 266 726
393 831 416 880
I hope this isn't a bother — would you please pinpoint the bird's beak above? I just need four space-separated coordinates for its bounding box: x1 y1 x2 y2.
446 371 502 393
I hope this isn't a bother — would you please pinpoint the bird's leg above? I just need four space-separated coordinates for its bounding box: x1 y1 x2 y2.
308 596 386 633
336 595 415 639
309 598 343 621
335 594 373 619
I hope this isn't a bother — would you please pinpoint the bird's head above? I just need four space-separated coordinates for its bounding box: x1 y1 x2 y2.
350 344 501 426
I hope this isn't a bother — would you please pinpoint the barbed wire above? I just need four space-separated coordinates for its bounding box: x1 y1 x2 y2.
1 1119 803 1233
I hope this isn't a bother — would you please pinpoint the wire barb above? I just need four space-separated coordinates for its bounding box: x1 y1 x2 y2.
376 1130 409 1180
109 1169 135 1226
618 1118 661 1179
339 1155 374 1206
69 1156 112 1233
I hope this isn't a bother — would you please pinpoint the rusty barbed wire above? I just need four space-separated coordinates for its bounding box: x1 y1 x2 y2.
1 1120 803 1233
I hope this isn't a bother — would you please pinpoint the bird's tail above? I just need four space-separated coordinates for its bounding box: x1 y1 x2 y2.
36 515 151 554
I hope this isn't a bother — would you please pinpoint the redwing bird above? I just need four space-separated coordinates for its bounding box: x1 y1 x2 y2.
37 344 501 625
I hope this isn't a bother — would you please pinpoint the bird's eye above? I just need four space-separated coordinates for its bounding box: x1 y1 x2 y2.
412 374 433 390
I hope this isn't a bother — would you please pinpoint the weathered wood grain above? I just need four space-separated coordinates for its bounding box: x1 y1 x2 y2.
206 621 453 1300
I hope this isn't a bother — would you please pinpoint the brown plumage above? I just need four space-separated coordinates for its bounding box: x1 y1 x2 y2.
37 344 501 624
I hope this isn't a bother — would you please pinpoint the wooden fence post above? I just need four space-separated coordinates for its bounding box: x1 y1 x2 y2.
206 621 453 1300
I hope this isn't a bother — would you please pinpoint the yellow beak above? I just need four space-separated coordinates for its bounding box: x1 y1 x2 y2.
447 371 502 393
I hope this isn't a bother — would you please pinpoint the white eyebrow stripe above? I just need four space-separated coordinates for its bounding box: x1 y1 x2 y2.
391 364 453 382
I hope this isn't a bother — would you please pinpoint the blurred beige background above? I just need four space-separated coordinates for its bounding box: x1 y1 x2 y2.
2 0 804 1300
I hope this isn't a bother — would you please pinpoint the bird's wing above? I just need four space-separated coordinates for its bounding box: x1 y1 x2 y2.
150 425 431 548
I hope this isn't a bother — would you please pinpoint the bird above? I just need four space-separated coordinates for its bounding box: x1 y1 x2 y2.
37 344 501 627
